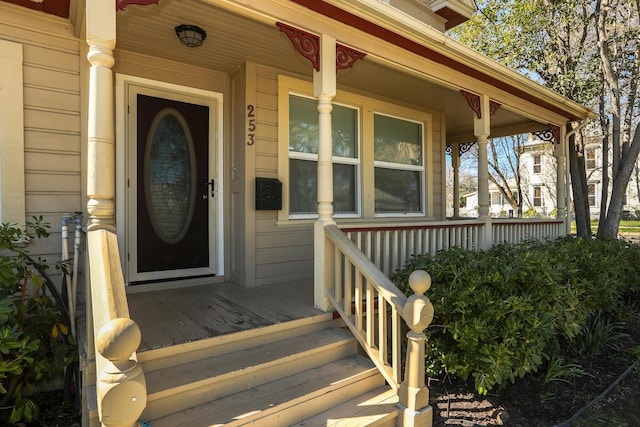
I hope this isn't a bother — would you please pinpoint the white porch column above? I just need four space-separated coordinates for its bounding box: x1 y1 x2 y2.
86 0 116 230
475 95 492 248
555 126 568 232
452 145 460 218
86 4 147 427
314 34 337 310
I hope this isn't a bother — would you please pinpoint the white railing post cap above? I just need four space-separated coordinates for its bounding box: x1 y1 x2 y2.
409 270 431 294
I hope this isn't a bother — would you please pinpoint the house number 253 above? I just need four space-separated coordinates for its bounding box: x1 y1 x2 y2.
247 104 256 146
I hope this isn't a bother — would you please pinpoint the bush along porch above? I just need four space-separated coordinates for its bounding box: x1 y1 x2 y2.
0 218 76 425
391 236 640 397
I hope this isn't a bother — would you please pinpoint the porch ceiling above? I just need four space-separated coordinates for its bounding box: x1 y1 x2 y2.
115 0 550 142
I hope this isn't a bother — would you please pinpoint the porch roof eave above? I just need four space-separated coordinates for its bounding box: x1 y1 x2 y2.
290 0 596 124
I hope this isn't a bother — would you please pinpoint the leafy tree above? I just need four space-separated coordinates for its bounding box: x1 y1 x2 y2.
451 0 640 238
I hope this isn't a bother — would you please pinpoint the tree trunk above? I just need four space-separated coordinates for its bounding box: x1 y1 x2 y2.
569 129 591 238
600 122 640 238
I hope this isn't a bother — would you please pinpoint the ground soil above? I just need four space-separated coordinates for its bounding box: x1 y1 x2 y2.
430 301 640 427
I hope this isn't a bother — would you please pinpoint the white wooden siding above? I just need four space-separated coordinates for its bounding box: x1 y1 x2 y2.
0 14 81 286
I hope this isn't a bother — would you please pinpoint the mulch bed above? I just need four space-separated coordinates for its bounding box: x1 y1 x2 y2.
430 303 640 427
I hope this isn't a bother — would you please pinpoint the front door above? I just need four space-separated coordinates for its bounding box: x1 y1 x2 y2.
127 83 221 283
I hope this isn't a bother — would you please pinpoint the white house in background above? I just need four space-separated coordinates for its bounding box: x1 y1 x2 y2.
461 132 640 220
521 135 640 219
461 184 520 218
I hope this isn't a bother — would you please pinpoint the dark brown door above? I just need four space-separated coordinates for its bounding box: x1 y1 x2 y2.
134 94 212 279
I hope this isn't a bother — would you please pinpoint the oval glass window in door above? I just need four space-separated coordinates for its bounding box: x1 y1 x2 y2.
144 107 197 244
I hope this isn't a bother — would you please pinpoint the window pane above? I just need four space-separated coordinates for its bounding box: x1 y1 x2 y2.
375 168 421 212
290 159 317 214
374 115 422 165
290 160 357 214
332 104 358 158
289 96 318 154
289 96 358 158
334 163 357 213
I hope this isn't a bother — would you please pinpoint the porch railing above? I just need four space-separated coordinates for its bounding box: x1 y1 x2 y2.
324 224 434 425
87 229 146 427
492 219 565 244
341 220 483 276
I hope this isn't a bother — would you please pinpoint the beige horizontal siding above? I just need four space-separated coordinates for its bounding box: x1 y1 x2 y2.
0 13 82 288
253 65 313 285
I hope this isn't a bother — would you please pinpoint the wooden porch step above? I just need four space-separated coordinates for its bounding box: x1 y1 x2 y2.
147 354 385 427
141 326 360 421
137 312 337 373
292 386 399 427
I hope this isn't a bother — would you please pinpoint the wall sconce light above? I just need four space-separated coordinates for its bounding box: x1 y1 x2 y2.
175 24 206 47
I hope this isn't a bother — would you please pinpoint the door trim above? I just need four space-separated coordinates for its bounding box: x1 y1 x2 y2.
115 74 224 284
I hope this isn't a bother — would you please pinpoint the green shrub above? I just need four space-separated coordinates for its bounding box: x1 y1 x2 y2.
0 218 76 424
391 237 640 395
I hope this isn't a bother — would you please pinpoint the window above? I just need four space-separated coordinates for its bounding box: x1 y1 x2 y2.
373 114 423 213
491 192 501 206
0 40 26 225
588 184 597 207
288 95 359 217
533 154 541 174
586 148 596 170
533 186 542 207
279 77 431 221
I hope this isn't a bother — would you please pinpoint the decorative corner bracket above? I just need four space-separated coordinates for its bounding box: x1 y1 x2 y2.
461 90 481 119
533 124 561 144
489 100 501 116
116 0 159 11
550 124 561 144
461 90 501 118
336 44 366 72
276 22 320 71
445 141 477 157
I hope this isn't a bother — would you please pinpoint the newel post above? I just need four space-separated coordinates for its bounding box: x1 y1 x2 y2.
95 318 147 427
397 270 434 427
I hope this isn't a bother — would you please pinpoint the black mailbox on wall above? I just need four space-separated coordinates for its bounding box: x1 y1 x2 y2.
255 177 282 210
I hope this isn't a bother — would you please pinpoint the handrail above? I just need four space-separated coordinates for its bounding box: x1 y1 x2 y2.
324 224 433 425
87 229 146 427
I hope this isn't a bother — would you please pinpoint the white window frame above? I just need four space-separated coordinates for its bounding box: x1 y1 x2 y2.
287 93 361 220
372 112 425 218
277 76 432 222
586 148 597 170
0 40 26 225
533 186 542 207
587 183 597 207
533 154 542 174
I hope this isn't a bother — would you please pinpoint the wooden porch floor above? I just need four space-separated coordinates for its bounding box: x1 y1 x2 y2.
127 280 324 352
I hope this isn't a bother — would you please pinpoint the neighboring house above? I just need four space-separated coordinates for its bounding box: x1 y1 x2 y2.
461 183 520 218
0 0 593 426
520 135 640 220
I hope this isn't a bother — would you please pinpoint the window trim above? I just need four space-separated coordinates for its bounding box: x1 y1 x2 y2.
278 76 432 222
287 93 362 219
587 183 597 207
533 153 541 174
0 40 26 225
585 148 597 170
372 112 425 217
533 185 542 207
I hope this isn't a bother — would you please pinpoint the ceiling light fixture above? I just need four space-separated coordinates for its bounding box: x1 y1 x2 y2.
175 24 206 48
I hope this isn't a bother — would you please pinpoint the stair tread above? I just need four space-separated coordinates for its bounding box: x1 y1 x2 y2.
144 327 354 395
148 354 382 427
292 386 399 427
